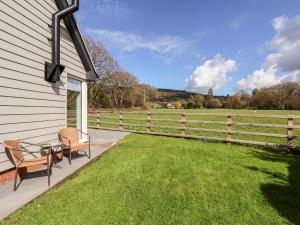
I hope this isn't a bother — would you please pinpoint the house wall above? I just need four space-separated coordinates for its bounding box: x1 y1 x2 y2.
0 0 87 172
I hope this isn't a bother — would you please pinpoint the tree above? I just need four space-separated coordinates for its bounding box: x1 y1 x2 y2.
237 90 250 108
205 88 214 107
225 95 241 109
207 97 223 108
84 36 120 109
84 36 119 77
188 94 205 108
249 82 300 110
106 72 139 108
174 101 182 109
131 84 157 108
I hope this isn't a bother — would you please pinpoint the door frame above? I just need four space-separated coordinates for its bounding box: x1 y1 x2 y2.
67 75 88 141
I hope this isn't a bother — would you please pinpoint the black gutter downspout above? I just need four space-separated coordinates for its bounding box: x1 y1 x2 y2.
45 0 79 83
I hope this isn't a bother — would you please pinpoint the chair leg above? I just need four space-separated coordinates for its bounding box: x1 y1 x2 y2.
88 142 91 159
50 163 53 175
69 150 72 165
14 168 18 191
20 168 24 182
47 164 51 186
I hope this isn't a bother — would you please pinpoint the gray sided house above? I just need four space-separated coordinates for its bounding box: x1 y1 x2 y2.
0 1 97 174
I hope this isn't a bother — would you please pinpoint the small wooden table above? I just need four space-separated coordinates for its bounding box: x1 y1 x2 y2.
41 142 63 168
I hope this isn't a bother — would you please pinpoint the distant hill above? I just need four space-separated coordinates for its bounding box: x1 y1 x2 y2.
156 88 226 103
156 88 199 102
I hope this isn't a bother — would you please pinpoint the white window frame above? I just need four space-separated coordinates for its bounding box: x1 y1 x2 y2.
67 75 88 142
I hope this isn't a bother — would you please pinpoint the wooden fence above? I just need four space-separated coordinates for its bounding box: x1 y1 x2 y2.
88 111 300 149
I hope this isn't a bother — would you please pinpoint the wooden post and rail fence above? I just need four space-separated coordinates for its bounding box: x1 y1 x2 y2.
86 111 300 150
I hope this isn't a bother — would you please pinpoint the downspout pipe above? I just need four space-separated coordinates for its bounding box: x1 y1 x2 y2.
45 0 80 82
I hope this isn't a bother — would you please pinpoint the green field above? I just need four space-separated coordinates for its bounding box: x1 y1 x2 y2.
2 134 300 225
88 109 300 146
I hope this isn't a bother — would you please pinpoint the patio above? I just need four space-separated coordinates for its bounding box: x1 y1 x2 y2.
0 129 129 220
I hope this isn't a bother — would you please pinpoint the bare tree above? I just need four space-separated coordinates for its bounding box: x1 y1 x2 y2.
106 72 139 108
84 36 121 108
84 36 120 77
250 82 300 110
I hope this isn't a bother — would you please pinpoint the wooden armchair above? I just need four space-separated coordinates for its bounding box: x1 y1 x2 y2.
3 140 52 191
58 128 91 164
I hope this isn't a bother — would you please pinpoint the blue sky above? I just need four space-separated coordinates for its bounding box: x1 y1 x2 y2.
76 0 300 95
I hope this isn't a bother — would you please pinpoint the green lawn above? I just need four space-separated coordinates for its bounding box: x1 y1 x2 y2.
2 134 300 225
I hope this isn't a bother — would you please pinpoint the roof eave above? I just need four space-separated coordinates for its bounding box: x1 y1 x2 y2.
54 0 98 81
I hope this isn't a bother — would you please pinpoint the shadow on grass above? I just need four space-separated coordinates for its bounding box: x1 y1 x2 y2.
247 148 300 224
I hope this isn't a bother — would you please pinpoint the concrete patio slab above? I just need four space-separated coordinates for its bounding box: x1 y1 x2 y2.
0 129 130 220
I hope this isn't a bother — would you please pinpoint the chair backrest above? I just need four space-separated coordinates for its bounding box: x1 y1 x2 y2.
3 140 24 166
58 128 79 146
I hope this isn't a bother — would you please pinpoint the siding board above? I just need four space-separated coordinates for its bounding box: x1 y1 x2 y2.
0 114 65 125
0 75 66 95
0 67 66 87
0 96 66 108
0 7 85 66
0 0 88 172
0 121 65 135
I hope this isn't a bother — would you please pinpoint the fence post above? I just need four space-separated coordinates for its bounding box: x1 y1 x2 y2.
227 113 232 144
287 115 294 149
119 111 124 130
147 112 152 132
96 111 100 128
181 112 186 136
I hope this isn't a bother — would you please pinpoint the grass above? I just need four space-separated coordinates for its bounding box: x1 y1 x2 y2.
87 108 300 146
2 134 300 225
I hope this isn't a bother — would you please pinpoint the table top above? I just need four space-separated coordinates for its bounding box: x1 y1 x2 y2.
40 142 62 148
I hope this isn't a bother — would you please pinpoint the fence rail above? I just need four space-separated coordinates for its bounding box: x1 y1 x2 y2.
88 111 300 149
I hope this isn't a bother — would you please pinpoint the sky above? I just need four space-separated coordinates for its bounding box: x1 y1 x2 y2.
76 0 300 95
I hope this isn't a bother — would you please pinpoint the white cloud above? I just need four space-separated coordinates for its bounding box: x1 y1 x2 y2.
185 54 238 93
230 13 249 30
266 15 300 71
238 15 300 90
237 66 285 90
86 29 193 63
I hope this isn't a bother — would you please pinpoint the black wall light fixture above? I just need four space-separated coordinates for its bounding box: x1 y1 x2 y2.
45 0 79 82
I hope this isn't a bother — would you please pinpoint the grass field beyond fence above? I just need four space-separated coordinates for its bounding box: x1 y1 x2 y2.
2 135 300 225
85 109 300 148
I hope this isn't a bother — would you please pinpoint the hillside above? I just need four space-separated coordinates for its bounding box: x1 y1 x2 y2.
156 88 198 102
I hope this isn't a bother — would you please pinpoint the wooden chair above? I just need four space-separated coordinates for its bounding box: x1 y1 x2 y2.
3 140 52 191
58 128 90 164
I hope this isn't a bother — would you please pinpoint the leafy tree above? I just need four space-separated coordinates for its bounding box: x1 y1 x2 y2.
188 94 205 108
174 101 182 109
225 95 241 109
206 97 223 108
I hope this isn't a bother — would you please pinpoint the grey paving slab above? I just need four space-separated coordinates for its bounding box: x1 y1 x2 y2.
0 129 130 220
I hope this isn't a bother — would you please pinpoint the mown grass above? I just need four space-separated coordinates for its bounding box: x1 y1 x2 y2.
2 134 300 225
87 109 300 146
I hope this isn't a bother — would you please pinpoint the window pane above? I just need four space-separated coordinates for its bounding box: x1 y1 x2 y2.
67 78 81 92
67 78 82 132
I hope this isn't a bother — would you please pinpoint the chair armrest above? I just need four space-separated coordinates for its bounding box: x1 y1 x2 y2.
77 130 90 142
77 130 90 137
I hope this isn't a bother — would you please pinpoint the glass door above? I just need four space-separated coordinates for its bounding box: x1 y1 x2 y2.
67 77 82 131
